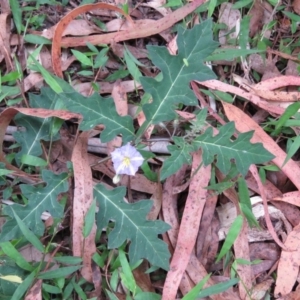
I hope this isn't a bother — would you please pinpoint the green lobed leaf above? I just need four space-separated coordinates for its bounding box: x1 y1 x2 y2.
21 154 47 167
13 88 61 165
0 262 25 298
192 122 275 176
94 184 171 270
59 90 134 143
160 137 194 181
139 20 218 129
29 86 135 143
0 170 68 242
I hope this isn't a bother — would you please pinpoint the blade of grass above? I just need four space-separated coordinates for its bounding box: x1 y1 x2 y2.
216 215 243 263
0 241 34 271
197 278 240 298
283 135 300 167
11 271 36 300
38 266 82 280
10 207 45 252
182 274 211 300
9 0 22 34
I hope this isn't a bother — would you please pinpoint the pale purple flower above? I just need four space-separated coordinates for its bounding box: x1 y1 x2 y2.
111 143 144 176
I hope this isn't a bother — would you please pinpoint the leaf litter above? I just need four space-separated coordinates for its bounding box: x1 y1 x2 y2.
2 0 300 299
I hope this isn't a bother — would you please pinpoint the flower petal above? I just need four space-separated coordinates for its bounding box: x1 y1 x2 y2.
111 143 144 176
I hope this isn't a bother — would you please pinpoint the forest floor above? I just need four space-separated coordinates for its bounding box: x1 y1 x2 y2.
0 0 300 299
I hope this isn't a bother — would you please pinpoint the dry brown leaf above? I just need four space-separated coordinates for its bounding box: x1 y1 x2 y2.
246 175 300 227
235 221 252 300
249 53 281 80
105 19 134 32
198 79 285 116
112 80 128 116
142 0 172 17
254 75 298 90
218 3 241 45
162 150 210 300
278 288 300 300
162 168 239 299
147 184 162 221
23 73 44 92
196 192 218 262
90 261 102 298
111 43 148 59
293 0 300 15
162 167 193 295
250 279 274 300
0 13 12 71
74 80 142 96
132 261 155 293
250 165 287 250
249 0 264 37
25 279 42 300
54 0 208 51
273 191 300 207
275 224 300 297
71 131 97 282
0 0 11 14
167 35 178 55
136 111 153 140
252 88 300 102
52 3 135 77
41 19 102 40
121 174 157 195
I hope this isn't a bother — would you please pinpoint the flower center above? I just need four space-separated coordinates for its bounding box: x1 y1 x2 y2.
122 156 131 167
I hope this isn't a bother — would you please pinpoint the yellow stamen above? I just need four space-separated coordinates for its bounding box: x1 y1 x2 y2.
122 156 131 167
